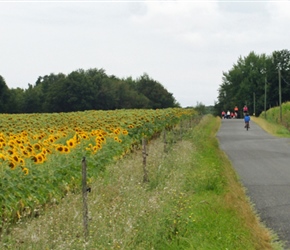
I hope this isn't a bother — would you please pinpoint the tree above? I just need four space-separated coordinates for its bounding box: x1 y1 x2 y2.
135 73 178 108
22 84 43 113
0 75 10 112
6 88 25 113
271 49 290 105
1 68 180 113
216 51 272 116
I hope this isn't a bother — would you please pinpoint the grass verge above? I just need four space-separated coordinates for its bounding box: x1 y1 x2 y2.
257 102 290 136
252 117 290 138
0 115 281 249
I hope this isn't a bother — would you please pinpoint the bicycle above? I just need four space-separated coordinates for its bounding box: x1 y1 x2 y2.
245 122 250 131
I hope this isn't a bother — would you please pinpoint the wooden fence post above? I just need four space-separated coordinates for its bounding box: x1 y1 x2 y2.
82 157 89 240
142 138 149 182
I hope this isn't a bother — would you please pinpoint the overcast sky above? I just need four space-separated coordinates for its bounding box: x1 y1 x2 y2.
1 1 290 107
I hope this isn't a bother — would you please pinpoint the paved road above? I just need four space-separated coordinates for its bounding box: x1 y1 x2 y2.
217 118 290 249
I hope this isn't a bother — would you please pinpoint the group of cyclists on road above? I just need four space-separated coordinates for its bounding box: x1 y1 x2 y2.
221 105 251 129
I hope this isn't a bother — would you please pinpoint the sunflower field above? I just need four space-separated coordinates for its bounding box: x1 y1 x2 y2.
0 108 196 227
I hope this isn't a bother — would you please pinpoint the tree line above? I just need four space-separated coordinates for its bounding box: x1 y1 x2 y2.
0 68 180 113
214 49 290 117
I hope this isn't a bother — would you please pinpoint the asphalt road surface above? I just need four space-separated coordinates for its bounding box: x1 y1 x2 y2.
217 118 290 249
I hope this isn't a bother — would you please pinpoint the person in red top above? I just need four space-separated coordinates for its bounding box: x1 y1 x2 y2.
243 105 248 117
234 106 239 118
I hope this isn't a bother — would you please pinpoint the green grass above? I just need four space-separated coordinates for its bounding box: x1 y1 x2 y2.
0 115 282 249
255 102 290 137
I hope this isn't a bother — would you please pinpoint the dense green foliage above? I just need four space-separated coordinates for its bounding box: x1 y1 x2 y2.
215 49 290 117
0 69 179 113
0 76 10 112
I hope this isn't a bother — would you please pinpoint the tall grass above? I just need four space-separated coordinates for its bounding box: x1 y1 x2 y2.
257 102 290 137
0 115 281 249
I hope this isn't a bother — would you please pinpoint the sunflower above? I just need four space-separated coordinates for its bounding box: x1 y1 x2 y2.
33 143 41 151
61 132 67 138
19 158 25 166
11 154 19 163
101 131 108 136
8 161 16 170
8 141 16 147
0 153 6 161
16 139 22 144
92 146 99 153
49 137 55 143
63 146 70 153
113 128 120 135
54 135 60 140
31 153 45 164
7 149 15 155
36 153 45 163
96 136 106 144
43 139 49 145
26 146 33 152
31 155 38 163
22 167 29 175
122 129 128 135
42 148 48 155
56 145 64 152
90 130 97 136
81 134 89 140
66 139 76 148
21 131 28 137
22 149 30 157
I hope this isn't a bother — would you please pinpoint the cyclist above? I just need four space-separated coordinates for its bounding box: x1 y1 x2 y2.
244 113 250 129
243 105 248 117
